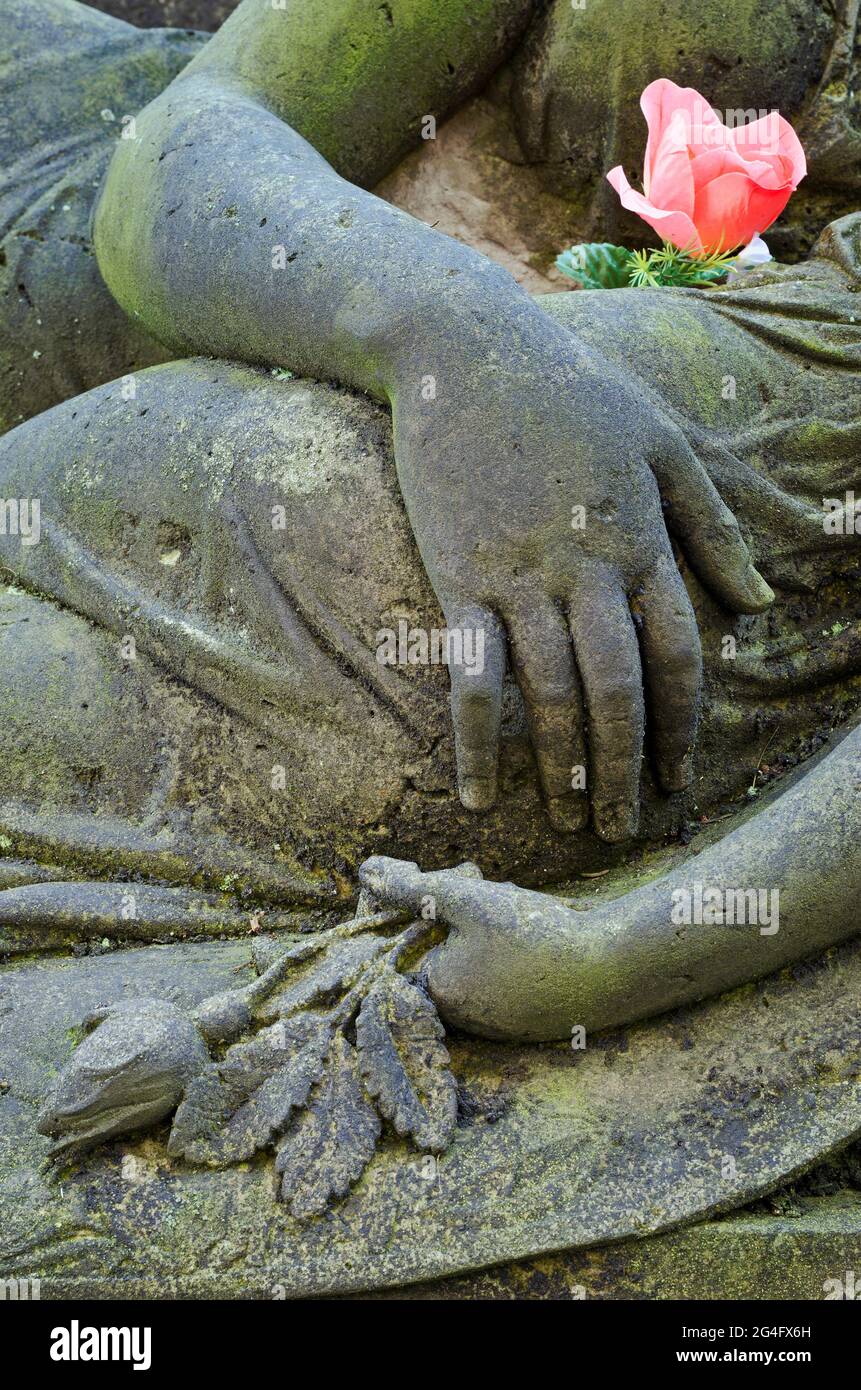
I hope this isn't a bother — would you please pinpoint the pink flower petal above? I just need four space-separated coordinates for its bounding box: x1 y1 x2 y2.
610 80 806 260
744 180 797 236
640 78 729 187
692 170 793 252
607 166 703 253
648 110 696 219
731 112 806 184
689 146 759 183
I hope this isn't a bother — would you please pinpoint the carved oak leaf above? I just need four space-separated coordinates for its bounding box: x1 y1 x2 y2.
167 1011 331 1165
275 1034 381 1218
356 969 457 1151
256 933 387 1023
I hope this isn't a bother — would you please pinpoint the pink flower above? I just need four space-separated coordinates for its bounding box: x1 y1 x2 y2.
607 79 806 256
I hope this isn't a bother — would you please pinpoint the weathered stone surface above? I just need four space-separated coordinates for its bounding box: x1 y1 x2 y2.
375 96 578 292
87 0 237 29
2 931 861 1296
365 719 861 1040
2 0 861 1300
356 1194 861 1299
0 2 204 433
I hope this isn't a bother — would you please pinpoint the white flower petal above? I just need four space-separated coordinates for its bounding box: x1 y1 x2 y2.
736 235 772 269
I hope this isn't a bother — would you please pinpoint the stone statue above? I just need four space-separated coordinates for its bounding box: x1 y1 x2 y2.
1 0 860 1297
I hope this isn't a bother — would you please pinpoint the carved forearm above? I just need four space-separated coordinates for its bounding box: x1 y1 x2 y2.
361 722 861 1040
92 73 536 399
186 0 538 188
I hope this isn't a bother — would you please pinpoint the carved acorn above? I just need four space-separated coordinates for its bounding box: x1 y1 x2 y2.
37 998 210 1163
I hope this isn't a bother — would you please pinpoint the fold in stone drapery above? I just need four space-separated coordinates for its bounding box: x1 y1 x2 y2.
0 416 433 750
0 360 441 927
0 802 334 908
0 877 322 955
